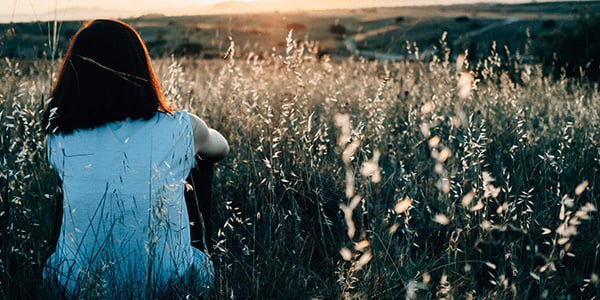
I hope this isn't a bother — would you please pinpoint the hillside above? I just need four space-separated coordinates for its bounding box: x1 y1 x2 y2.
1 1 598 61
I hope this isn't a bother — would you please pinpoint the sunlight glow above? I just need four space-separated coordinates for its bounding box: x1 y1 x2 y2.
2 0 584 23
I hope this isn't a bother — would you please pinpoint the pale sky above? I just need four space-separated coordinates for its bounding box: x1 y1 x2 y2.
1 0 586 23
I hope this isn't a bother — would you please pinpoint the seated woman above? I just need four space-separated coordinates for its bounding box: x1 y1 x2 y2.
40 19 229 299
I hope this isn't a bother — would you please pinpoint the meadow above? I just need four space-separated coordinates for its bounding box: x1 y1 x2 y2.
1 29 600 299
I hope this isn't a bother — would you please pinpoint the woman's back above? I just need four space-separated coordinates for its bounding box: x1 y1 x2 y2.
40 19 226 298
44 111 197 298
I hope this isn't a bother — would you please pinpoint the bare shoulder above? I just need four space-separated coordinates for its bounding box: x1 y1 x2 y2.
187 112 208 134
185 111 229 160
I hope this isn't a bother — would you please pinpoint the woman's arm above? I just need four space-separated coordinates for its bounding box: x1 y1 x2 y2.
187 112 230 161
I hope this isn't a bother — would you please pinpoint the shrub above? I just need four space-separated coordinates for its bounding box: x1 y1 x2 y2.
329 19 346 35
455 16 470 23
533 13 600 80
174 42 203 56
286 22 306 31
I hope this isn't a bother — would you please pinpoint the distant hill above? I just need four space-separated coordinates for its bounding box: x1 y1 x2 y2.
205 0 416 14
2 1 598 61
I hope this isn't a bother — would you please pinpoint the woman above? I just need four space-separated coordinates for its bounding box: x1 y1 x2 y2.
40 19 229 298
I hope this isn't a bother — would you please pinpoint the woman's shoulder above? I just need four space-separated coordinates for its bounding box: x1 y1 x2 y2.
153 111 194 139
156 110 191 124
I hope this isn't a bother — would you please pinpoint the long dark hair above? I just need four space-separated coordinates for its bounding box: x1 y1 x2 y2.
42 19 172 134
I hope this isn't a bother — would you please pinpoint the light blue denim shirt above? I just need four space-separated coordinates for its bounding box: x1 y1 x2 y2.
44 111 199 298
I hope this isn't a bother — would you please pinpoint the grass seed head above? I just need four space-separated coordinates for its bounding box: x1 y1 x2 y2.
394 197 413 214
457 71 474 100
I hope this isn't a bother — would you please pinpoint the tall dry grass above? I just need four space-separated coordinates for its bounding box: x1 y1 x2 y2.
1 31 600 299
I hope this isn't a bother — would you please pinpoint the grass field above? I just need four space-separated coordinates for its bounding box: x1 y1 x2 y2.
2 15 600 299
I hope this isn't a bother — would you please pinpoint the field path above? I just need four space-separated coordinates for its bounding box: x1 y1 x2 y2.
343 16 521 61
451 17 520 47
343 24 409 61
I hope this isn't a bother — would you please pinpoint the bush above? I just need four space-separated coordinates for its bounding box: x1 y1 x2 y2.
174 42 203 57
455 16 470 23
541 19 556 29
329 19 346 35
533 13 600 80
286 22 306 31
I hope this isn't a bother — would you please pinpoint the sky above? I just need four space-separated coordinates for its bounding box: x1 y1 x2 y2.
1 0 591 23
